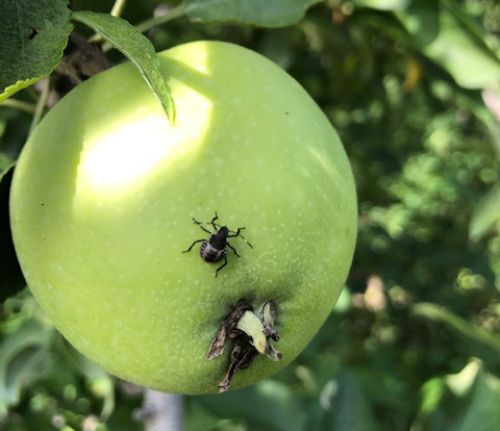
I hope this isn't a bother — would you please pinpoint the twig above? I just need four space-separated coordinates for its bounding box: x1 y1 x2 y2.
29 78 50 137
101 4 188 53
110 0 128 17
0 99 36 114
89 0 128 43
135 4 188 33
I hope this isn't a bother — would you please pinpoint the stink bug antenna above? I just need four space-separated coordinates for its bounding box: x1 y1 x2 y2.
192 217 212 234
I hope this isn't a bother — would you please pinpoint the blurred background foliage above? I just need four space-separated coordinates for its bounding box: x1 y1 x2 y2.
1 0 500 430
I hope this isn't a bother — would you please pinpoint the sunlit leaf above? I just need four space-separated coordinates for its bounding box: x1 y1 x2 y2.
71 11 175 122
416 360 500 430
397 0 500 89
450 360 500 431
469 186 500 241
353 0 411 11
420 377 446 413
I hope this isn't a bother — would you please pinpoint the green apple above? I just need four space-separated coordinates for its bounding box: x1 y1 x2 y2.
10 41 357 394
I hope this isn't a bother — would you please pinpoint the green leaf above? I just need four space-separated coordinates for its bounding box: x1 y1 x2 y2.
416 361 500 430
456 372 500 431
184 0 322 27
420 377 446 414
469 186 500 241
353 0 411 10
397 0 500 89
0 319 53 419
0 0 73 102
197 380 303 431
305 370 380 431
412 303 500 355
449 360 500 431
71 11 175 122
398 0 439 45
0 159 15 182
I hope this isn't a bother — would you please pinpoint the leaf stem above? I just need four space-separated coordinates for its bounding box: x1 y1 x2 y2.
110 0 128 17
101 4 187 53
89 0 128 43
29 78 50 137
412 303 500 351
0 99 36 114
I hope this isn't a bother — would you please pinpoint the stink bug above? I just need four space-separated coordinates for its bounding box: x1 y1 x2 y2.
182 212 253 276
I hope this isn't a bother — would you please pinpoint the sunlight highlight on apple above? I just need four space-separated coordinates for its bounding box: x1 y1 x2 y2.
74 90 212 205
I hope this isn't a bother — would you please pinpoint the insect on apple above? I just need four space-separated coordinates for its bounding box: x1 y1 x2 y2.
182 212 253 276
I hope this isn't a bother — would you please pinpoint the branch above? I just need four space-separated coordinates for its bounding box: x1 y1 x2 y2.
135 390 183 431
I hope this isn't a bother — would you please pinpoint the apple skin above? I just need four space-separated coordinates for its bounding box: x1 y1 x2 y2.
10 41 357 394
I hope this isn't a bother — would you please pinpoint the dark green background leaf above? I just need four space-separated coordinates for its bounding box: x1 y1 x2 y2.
0 0 73 101
469 186 500 241
304 370 380 431
198 380 303 431
0 318 53 419
412 303 500 368
185 0 322 27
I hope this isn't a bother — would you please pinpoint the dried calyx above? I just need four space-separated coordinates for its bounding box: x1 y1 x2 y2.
207 300 282 392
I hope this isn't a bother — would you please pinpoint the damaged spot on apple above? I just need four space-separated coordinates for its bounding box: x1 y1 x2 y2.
208 300 282 392
207 300 252 360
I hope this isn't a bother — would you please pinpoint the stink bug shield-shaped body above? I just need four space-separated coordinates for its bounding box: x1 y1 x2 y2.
182 213 253 276
201 226 230 263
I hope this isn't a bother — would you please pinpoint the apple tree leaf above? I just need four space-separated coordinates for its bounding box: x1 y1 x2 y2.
198 380 303 431
397 0 500 89
362 0 500 89
353 0 411 10
412 303 500 367
469 186 500 242
71 11 175 123
304 370 381 431
0 319 53 419
184 0 322 27
452 365 500 431
0 0 73 102
0 158 15 182
417 361 500 430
